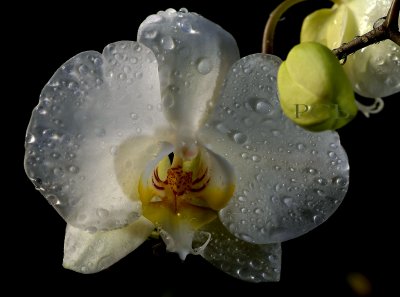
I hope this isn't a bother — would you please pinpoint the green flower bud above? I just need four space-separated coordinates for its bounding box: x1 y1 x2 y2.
277 42 357 131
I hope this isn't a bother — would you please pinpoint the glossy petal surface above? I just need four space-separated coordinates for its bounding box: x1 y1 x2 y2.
138 8 239 134
63 216 154 273
199 54 350 244
25 41 170 231
195 219 281 282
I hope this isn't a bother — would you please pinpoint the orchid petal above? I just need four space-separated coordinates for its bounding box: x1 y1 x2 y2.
138 8 239 134
198 54 349 244
195 219 281 282
24 41 170 231
344 42 400 98
63 216 154 273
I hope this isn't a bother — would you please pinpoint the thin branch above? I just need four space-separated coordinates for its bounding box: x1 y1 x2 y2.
262 0 307 54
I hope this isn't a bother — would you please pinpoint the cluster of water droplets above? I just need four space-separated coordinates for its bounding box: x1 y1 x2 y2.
199 53 350 244
195 219 281 282
138 8 239 131
24 40 164 231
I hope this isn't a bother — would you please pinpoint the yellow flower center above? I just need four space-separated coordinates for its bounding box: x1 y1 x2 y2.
138 145 235 259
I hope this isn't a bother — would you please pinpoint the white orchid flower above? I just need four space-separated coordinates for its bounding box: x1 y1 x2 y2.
24 8 350 282
301 0 400 99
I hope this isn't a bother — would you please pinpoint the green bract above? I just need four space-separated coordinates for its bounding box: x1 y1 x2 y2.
277 42 357 131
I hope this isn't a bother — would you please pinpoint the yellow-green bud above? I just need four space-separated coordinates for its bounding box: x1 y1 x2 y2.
277 42 358 131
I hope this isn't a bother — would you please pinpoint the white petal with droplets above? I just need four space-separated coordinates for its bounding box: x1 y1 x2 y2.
138 8 239 134
195 219 281 282
344 42 400 98
63 216 154 273
198 54 350 243
25 41 172 231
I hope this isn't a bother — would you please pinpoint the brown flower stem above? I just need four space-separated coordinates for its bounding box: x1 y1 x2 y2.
332 0 400 61
262 0 307 54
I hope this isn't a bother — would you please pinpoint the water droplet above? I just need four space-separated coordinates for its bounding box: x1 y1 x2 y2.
255 100 272 113
163 94 175 108
160 36 175 50
240 233 254 242
197 58 213 75
232 132 247 144
179 7 188 13
328 151 336 158
332 176 347 186
375 56 385 66
316 177 328 185
78 64 89 75
179 18 194 33
275 183 284 192
69 165 79 174
110 146 118 156
165 8 177 14
53 167 64 176
96 208 109 218
144 30 157 39
297 143 305 150
250 259 263 270
254 208 262 214
373 17 385 29
252 155 261 162
307 168 317 175
271 130 280 136
130 113 138 120
118 73 127 80
238 196 246 202
135 72 143 79
147 104 153 110
283 197 293 207
313 215 323 224
85 226 98 233
241 152 249 159
47 195 61 206
243 67 251 74
216 122 230 134
51 152 60 159
26 133 36 144
268 254 278 263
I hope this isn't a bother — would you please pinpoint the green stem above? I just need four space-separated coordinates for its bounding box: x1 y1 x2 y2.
262 0 307 54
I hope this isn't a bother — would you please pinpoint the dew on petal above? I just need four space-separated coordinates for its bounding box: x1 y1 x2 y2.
197 58 213 75
160 36 175 50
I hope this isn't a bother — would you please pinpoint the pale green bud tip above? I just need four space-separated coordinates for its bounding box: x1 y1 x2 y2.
277 42 358 132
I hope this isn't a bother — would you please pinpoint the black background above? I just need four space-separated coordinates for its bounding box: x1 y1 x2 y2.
9 0 398 295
